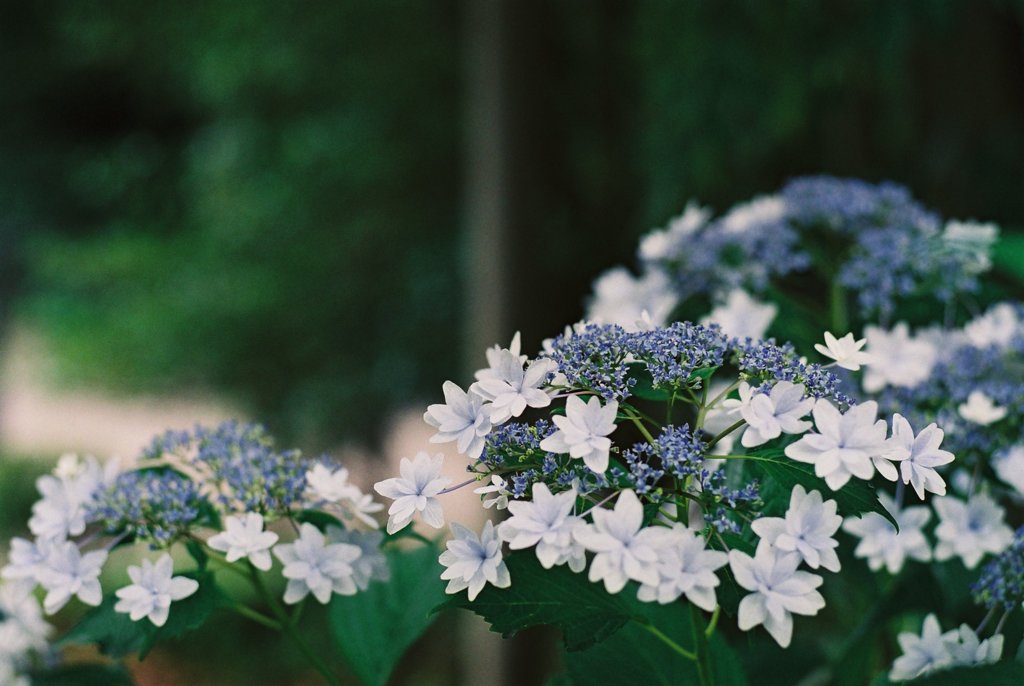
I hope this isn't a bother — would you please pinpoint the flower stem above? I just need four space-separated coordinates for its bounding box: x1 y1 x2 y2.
706 420 746 450
638 620 697 661
248 565 343 686
227 602 282 631
689 604 713 686
704 605 721 638
623 409 658 444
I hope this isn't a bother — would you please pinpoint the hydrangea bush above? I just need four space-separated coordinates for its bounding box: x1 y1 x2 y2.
2 175 1021 685
0 422 448 686
576 176 1024 684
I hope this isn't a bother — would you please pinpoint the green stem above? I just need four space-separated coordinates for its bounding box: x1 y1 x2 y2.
706 420 746 450
623 410 657 444
707 380 741 409
249 565 343 686
704 605 721 638
638 621 697 661
228 602 283 631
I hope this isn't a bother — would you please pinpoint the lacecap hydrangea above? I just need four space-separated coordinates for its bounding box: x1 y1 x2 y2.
373 322 954 649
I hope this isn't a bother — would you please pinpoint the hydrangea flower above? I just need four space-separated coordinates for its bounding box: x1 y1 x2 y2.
637 524 729 609
497 483 585 572
862 323 938 392
439 521 510 601
374 452 450 534
36 542 106 614
729 543 825 648
842 493 931 574
471 350 557 425
207 513 279 571
727 381 814 448
751 485 842 572
934 493 1014 569
573 490 668 594
423 381 493 458
784 400 892 490
539 395 618 474
885 414 954 499
326 528 390 591
814 332 872 371
701 289 777 341
273 523 362 604
957 390 1007 426
888 614 953 681
114 554 199 627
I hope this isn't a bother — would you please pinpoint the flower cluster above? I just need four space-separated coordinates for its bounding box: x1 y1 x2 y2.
0 582 52 686
587 175 998 332
888 614 1003 682
374 322 952 648
2 421 387 636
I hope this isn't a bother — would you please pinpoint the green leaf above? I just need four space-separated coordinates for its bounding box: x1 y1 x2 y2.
60 596 148 658
61 571 226 660
745 449 898 529
329 544 447 686
871 661 1024 685
628 366 673 401
30 664 136 686
563 599 748 686
993 233 1024 282
438 551 634 651
185 539 209 570
137 570 227 658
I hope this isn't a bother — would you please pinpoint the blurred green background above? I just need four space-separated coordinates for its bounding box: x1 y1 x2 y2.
2 0 1024 448
1 2 1023 683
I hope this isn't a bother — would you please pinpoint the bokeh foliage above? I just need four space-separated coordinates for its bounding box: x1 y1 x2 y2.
2 0 1023 446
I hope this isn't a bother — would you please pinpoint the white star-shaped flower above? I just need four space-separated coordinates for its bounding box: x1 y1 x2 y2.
933 492 1013 569
305 464 359 503
964 303 1019 349
0 582 51 655
497 483 585 572
326 528 389 591
475 332 526 382
784 400 892 490
207 513 279 571
751 485 842 571
473 475 510 510
439 521 510 601
423 381 493 458
573 490 668 594
993 445 1024 495
539 395 618 474
35 541 106 614
842 493 931 574
637 524 728 609
373 452 450 534
586 268 678 332
957 390 1007 426
1 538 52 593
273 523 363 604
814 332 872 371
945 623 1004 668
471 351 556 425
701 289 777 341
114 554 199 627
862 323 938 393
730 542 825 648
889 614 953 681
885 414 954 499
726 381 814 448
28 455 111 543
